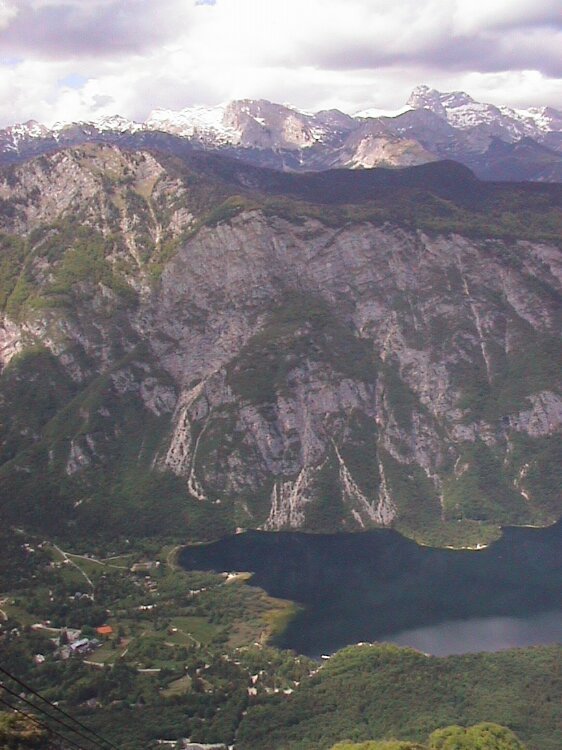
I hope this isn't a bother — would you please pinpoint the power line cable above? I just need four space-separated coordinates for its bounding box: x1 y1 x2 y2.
0 694 92 750
0 681 105 750
0 665 119 750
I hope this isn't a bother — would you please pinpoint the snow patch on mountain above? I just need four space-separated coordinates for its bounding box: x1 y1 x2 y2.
0 120 51 153
50 115 144 135
507 106 562 134
146 104 241 145
10 121 50 139
355 105 413 119
406 85 561 142
91 115 145 134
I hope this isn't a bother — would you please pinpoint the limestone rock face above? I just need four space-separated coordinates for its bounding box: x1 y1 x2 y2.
0 146 560 545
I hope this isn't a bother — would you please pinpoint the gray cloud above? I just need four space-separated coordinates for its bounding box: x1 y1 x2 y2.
0 0 193 59
475 1 562 33
298 25 562 79
2 0 561 78
91 93 115 110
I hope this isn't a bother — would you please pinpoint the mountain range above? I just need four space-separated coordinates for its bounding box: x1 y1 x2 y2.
2 86 562 182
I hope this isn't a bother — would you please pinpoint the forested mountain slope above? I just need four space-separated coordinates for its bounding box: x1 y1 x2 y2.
0 145 560 546
236 644 561 750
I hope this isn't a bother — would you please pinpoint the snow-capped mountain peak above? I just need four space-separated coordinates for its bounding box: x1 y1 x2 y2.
404 85 562 141
50 114 143 135
1 120 50 145
146 104 241 145
0 120 51 153
90 114 144 133
407 85 491 124
10 120 50 138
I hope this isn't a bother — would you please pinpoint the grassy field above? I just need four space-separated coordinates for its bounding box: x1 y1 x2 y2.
161 674 192 698
169 616 221 644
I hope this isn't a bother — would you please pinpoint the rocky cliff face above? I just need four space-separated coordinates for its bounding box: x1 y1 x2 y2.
0 146 560 546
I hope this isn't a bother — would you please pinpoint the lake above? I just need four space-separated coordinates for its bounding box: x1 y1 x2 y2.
179 521 562 657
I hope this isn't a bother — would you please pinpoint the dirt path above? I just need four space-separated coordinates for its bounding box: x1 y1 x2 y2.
52 544 96 600
174 626 200 647
166 544 182 570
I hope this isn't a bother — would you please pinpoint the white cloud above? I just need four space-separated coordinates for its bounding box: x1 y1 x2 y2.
0 0 17 29
0 0 561 127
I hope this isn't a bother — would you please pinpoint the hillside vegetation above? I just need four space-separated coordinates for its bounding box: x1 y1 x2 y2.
331 722 527 750
236 644 562 750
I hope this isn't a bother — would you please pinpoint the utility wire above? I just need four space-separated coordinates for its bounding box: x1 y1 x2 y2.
0 694 92 750
0 665 119 750
0 681 106 750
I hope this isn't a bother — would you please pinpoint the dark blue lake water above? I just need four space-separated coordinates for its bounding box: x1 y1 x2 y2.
179 521 562 657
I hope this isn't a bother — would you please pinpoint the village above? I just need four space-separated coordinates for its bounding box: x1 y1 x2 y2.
0 529 309 750
31 623 111 663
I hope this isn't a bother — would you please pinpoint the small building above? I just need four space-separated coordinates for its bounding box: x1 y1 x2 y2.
96 625 113 637
131 561 159 573
70 638 91 655
66 628 82 643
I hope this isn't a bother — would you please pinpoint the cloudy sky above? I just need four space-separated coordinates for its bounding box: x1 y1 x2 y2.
0 0 561 127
